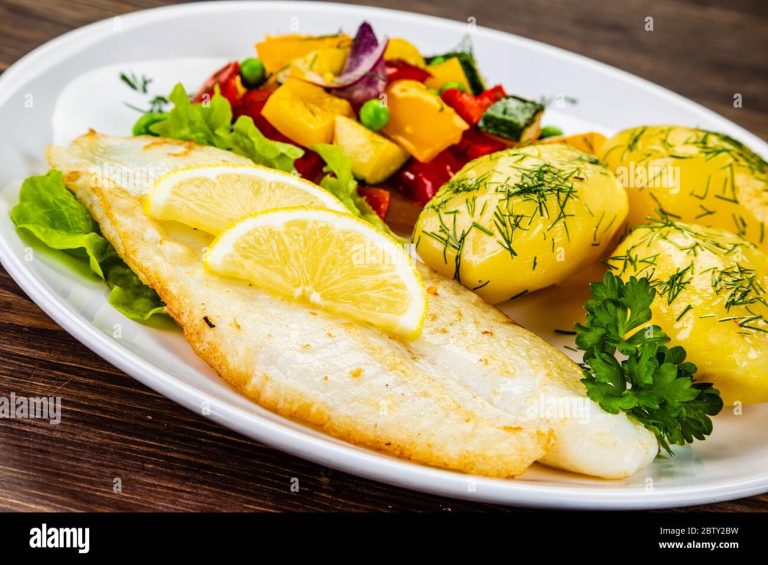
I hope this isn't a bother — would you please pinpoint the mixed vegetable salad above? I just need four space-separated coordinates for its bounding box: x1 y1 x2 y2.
131 22 561 220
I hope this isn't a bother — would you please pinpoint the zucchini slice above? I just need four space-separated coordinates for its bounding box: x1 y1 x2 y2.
426 35 486 95
478 96 544 142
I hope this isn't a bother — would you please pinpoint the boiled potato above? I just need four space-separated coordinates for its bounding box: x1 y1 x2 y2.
600 125 768 252
535 131 607 156
608 220 768 405
413 144 628 303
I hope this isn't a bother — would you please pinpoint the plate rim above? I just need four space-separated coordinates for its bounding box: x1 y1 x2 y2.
0 0 766 510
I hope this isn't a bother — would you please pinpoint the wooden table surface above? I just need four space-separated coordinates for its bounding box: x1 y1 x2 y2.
1 0 766 512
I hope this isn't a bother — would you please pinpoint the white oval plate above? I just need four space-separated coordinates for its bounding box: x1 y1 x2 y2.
0 1 766 509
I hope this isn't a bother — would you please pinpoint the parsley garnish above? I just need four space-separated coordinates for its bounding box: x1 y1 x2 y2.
575 272 723 455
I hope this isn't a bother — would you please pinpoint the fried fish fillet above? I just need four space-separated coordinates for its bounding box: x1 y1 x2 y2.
47 132 657 479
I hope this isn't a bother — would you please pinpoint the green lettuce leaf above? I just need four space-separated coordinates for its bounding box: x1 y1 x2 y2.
102 261 166 321
311 144 403 240
230 116 302 174
10 170 166 322
10 171 113 276
143 83 303 173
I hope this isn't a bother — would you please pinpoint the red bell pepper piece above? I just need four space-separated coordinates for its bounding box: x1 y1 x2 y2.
395 148 466 206
441 84 507 126
232 84 287 141
295 150 326 183
193 61 241 105
476 85 507 106
457 128 509 160
358 187 391 219
385 59 432 84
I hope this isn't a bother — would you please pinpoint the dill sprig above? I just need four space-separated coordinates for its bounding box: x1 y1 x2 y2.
608 218 767 334
119 71 152 94
120 71 169 114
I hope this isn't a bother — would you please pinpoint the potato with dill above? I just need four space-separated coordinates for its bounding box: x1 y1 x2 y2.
413 144 628 303
608 219 768 405
599 125 768 252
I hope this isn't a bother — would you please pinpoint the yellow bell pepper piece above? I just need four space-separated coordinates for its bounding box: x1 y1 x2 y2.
382 80 468 163
535 131 607 155
384 38 426 68
424 58 471 92
262 78 354 147
256 34 351 74
234 75 247 98
283 47 349 83
333 116 410 184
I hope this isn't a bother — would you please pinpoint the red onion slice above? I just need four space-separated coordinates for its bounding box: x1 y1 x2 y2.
303 21 388 100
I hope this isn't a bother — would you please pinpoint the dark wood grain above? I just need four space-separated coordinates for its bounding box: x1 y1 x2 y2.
0 0 766 512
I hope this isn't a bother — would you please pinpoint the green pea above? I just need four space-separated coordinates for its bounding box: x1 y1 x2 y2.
429 56 446 66
240 58 266 88
359 99 390 131
539 125 564 139
439 81 467 94
132 112 167 136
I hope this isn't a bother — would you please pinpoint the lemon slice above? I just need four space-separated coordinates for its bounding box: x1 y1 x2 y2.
204 207 428 339
146 164 347 234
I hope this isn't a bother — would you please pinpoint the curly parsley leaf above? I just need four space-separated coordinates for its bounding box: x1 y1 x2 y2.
575 272 723 455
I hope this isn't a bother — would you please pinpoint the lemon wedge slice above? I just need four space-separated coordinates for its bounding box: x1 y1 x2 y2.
145 164 347 234
204 207 428 339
